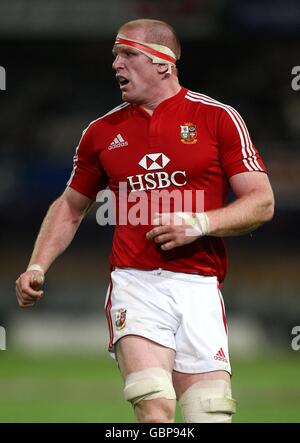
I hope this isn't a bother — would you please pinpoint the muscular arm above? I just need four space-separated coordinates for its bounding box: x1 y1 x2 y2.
28 187 93 272
146 172 274 250
16 187 93 307
207 171 274 237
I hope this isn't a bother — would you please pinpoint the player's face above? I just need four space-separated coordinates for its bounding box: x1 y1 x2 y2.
112 29 159 104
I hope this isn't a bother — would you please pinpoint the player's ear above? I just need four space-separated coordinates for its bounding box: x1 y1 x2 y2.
157 64 169 75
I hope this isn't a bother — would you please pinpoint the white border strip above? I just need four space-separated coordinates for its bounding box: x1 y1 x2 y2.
186 91 263 172
67 102 130 186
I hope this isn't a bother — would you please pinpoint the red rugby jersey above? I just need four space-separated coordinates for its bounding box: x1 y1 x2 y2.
68 87 267 282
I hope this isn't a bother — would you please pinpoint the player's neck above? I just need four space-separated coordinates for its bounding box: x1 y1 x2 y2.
140 80 181 115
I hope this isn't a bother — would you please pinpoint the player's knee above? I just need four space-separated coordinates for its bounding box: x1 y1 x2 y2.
179 379 236 423
123 367 176 422
135 398 175 423
124 367 176 405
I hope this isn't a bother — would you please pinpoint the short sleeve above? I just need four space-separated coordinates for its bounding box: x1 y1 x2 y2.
217 106 267 178
67 123 108 199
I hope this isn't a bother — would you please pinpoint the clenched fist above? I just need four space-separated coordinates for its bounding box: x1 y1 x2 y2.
16 269 45 308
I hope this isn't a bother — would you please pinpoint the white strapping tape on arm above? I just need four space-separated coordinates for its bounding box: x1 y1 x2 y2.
27 264 45 274
174 212 210 237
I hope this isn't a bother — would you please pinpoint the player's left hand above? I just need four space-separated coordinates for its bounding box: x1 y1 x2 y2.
146 212 203 251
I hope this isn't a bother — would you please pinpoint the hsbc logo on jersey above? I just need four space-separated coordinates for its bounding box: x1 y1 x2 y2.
128 153 187 192
139 153 170 170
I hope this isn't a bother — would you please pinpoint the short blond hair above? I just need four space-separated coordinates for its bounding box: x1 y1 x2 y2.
118 19 181 60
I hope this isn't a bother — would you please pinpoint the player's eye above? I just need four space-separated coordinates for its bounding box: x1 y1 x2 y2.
125 50 138 58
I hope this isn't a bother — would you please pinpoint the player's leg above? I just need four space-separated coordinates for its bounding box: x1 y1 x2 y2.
173 370 235 423
172 275 236 423
116 335 176 423
105 268 180 423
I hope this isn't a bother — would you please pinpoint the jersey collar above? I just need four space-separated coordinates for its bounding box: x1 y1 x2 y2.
130 86 188 117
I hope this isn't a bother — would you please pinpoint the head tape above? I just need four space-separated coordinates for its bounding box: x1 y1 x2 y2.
114 34 178 74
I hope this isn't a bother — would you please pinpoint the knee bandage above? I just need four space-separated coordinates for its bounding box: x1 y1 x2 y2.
124 368 176 406
179 379 236 423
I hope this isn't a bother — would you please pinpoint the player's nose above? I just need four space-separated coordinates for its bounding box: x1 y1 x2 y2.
112 55 125 71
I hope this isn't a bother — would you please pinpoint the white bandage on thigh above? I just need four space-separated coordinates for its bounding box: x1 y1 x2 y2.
124 368 176 406
179 379 236 423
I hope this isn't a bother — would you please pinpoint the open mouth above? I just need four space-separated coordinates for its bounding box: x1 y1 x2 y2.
117 76 130 87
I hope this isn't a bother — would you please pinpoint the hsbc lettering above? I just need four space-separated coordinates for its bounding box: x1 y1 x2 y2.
127 170 187 192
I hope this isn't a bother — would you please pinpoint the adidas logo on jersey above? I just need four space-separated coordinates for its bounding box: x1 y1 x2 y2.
108 134 128 150
214 347 228 363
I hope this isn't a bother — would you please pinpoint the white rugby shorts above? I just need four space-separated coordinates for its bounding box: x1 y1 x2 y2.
105 267 231 374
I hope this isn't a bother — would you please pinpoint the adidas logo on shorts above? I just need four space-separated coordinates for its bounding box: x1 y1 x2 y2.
214 347 228 363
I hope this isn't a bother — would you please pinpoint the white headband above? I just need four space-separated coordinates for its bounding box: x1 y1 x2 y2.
114 34 178 73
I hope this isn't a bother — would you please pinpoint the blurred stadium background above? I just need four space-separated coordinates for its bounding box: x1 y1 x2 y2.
0 0 300 423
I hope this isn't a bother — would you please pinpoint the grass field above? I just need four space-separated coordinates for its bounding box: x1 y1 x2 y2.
0 351 299 423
